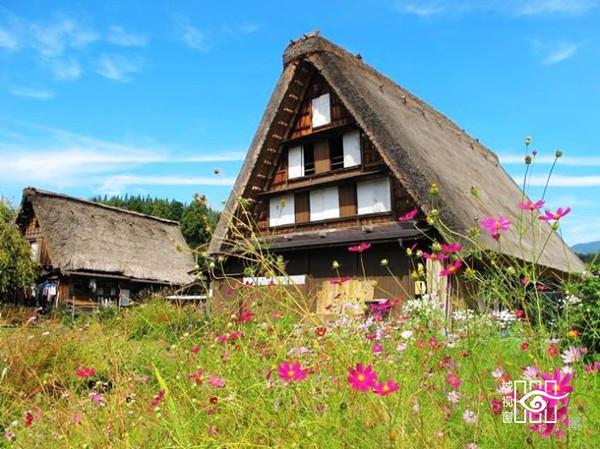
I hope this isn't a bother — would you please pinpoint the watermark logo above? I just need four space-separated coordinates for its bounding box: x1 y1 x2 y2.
501 380 570 424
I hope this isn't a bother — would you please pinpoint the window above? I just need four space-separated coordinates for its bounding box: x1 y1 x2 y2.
310 186 340 221
343 130 361 167
357 177 391 215
330 135 344 170
288 146 304 179
269 194 295 227
311 93 331 128
30 242 39 262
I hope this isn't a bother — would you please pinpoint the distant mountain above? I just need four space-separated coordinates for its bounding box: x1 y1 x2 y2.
572 241 600 255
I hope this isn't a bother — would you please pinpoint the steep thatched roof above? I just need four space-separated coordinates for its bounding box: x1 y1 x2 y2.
18 188 196 285
209 32 584 273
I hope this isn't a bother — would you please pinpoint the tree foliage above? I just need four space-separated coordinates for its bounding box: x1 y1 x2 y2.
0 200 36 300
92 194 219 249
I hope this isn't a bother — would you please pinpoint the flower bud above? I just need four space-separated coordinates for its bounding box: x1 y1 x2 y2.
431 242 442 252
430 183 439 195
416 250 423 258
525 136 532 146
555 149 563 158
332 260 340 269
430 209 440 218
524 155 532 165
470 186 480 198
506 266 516 276
406 248 413 256
380 259 389 267
551 222 560 231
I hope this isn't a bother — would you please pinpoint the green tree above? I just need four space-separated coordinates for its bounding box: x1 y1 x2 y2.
180 195 219 249
0 201 36 301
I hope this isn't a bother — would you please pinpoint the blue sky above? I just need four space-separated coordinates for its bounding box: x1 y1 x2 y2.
0 0 598 245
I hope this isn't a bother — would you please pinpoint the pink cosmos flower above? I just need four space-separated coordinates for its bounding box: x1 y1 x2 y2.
480 216 512 240
5 430 15 441
373 380 399 396
207 375 226 388
191 345 200 354
189 369 205 385
278 361 308 382
441 243 463 253
447 390 461 404
421 252 448 261
372 342 383 355
440 259 462 276
462 409 477 424
490 397 502 415
150 390 165 409
583 361 600 374
329 275 351 285
541 369 572 408
523 366 539 381
75 367 96 378
237 309 253 324
89 392 105 407
24 410 34 428
348 242 372 253
491 367 504 379
539 207 571 222
398 209 418 221
561 346 582 364
347 363 377 392
446 372 461 390
72 413 81 425
519 199 545 211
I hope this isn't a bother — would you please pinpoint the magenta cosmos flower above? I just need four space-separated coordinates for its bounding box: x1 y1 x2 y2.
440 259 462 276
421 252 448 261
519 199 545 211
539 207 571 222
541 369 572 408
75 368 96 378
480 216 512 240
373 379 399 396
347 363 377 392
348 242 372 253
278 361 308 382
441 243 463 253
398 209 418 221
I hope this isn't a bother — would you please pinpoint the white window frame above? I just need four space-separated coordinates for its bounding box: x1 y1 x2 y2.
30 241 40 262
357 177 392 215
269 194 295 227
310 186 340 221
343 130 361 168
288 145 304 179
311 93 331 128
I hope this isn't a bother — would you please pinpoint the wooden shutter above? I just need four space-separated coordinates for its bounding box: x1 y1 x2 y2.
313 140 331 174
311 93 331 128
357 177 391 215
295 192 310 223
310 187 340 221
339 184 357 217
343 130 361 167
269 194 295 227
288 146 304 179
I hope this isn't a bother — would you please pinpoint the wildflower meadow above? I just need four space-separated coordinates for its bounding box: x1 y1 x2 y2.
1 140 599 448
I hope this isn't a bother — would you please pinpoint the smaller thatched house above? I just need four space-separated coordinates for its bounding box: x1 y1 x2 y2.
16 188 196 310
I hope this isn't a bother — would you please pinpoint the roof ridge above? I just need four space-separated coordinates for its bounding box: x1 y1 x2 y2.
23 187 180 225
284 33 499 163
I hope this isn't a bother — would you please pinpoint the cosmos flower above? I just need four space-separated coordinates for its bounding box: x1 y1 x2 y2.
446 372 461 390
523 366 539 381
561 347 582 365
329 276 351 285
398 209 418 221
518 199 545 211
75 368 96 378
480 216 512 240
372 343 383 355
89 392 105 407
347 363 377 392
447 390 461 404
237 309 253 324
207 375 226 388
422 252 449 261
491 367 504 379
150 390 165 409
462 409 477 424
490 397 502 415
348 242 372 253
441 243 463 253
189 369 204 385
440 260 462 277
539 207 571 222
373 380 399 396
542 369 572 408
278 361 308 382
315 326 327 337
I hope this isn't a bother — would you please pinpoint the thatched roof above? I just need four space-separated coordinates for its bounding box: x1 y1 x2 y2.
209 32 584 273
18 188 196 285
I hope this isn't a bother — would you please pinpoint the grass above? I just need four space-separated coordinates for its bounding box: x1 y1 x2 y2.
0 296 598 449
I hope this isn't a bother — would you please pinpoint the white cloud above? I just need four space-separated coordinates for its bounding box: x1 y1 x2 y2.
99 174 235 194
531 40 582 65
523 175 600 187
221 22 261 36
395 0 598 17
107 25 148 47
8 85 55 100
563 217 600 246
29 18 98 57
0 27 19 50
44 57 82 80
500 154 600 166
175 16 208 51
95 53 143 82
